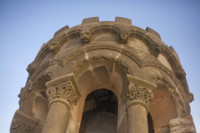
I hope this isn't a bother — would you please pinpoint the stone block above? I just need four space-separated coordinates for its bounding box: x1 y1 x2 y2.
115 17 132 24
82 17 99 24
54 25 69 37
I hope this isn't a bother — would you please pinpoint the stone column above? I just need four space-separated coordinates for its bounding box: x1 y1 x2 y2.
42 74 80 133
124 83 153 133
123 75 156 133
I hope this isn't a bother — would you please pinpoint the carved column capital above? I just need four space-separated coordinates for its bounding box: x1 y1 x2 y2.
124 83 153 112
125 83 153 105
122 74 156 112
46 74 80 107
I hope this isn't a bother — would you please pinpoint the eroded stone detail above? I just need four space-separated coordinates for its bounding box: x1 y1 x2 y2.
119 32 128 44
46 81 79 105
124 83 153 105
175 68 186 81
27 62 37 75
48 42 59 54
80 30 92 43
11 119 34 133
150 45 161 57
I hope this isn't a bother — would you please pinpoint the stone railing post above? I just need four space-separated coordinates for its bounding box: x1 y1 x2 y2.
42 74 79 133
123 75 156 133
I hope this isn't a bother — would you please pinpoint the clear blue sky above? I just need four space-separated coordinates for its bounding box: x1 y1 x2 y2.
0 0 199 132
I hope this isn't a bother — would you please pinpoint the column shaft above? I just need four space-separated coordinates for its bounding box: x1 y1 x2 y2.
42 100 69 133
127 104 148 133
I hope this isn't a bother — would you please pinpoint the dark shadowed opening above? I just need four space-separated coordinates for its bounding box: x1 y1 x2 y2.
79 89 118 133
148 113 155 133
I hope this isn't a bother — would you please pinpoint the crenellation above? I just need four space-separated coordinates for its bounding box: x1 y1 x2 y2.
115 17 132 24
82 17 99 25
54 25 69 37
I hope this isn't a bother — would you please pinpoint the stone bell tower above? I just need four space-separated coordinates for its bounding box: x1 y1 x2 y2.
10 17 196 133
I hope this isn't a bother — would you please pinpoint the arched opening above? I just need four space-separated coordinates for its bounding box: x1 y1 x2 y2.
79 89 118 133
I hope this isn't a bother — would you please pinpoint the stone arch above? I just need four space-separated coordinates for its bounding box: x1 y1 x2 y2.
79 88 118 133
73 58 129 133
141 65 189 124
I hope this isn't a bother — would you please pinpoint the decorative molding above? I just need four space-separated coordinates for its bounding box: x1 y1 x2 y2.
46 73 80 106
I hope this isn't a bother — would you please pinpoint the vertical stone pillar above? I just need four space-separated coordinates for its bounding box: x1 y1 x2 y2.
42 74 80 133
123 75 156 133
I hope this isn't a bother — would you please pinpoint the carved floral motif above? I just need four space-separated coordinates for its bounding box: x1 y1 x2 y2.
124 83 153 105
46 81 79 105
11 119 34 133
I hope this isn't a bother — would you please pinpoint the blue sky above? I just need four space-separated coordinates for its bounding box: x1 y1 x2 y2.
0 0 199 132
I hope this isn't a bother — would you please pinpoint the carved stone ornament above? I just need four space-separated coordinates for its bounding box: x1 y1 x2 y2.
124 83 153 105
26 62 37 75
46 80 79 105
150 45 161 57
119 32 128 44
11 119 34 133
48 42 60 55
80 30 92 43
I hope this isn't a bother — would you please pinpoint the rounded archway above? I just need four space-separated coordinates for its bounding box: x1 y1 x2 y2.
79 89 118 133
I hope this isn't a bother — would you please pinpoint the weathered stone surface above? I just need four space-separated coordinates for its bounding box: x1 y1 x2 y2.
82 17 99 24
54 25 69 37
169 115 196 133
119 31 128 44
115 16 132 24
11 17 196 133
146 27 161 39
